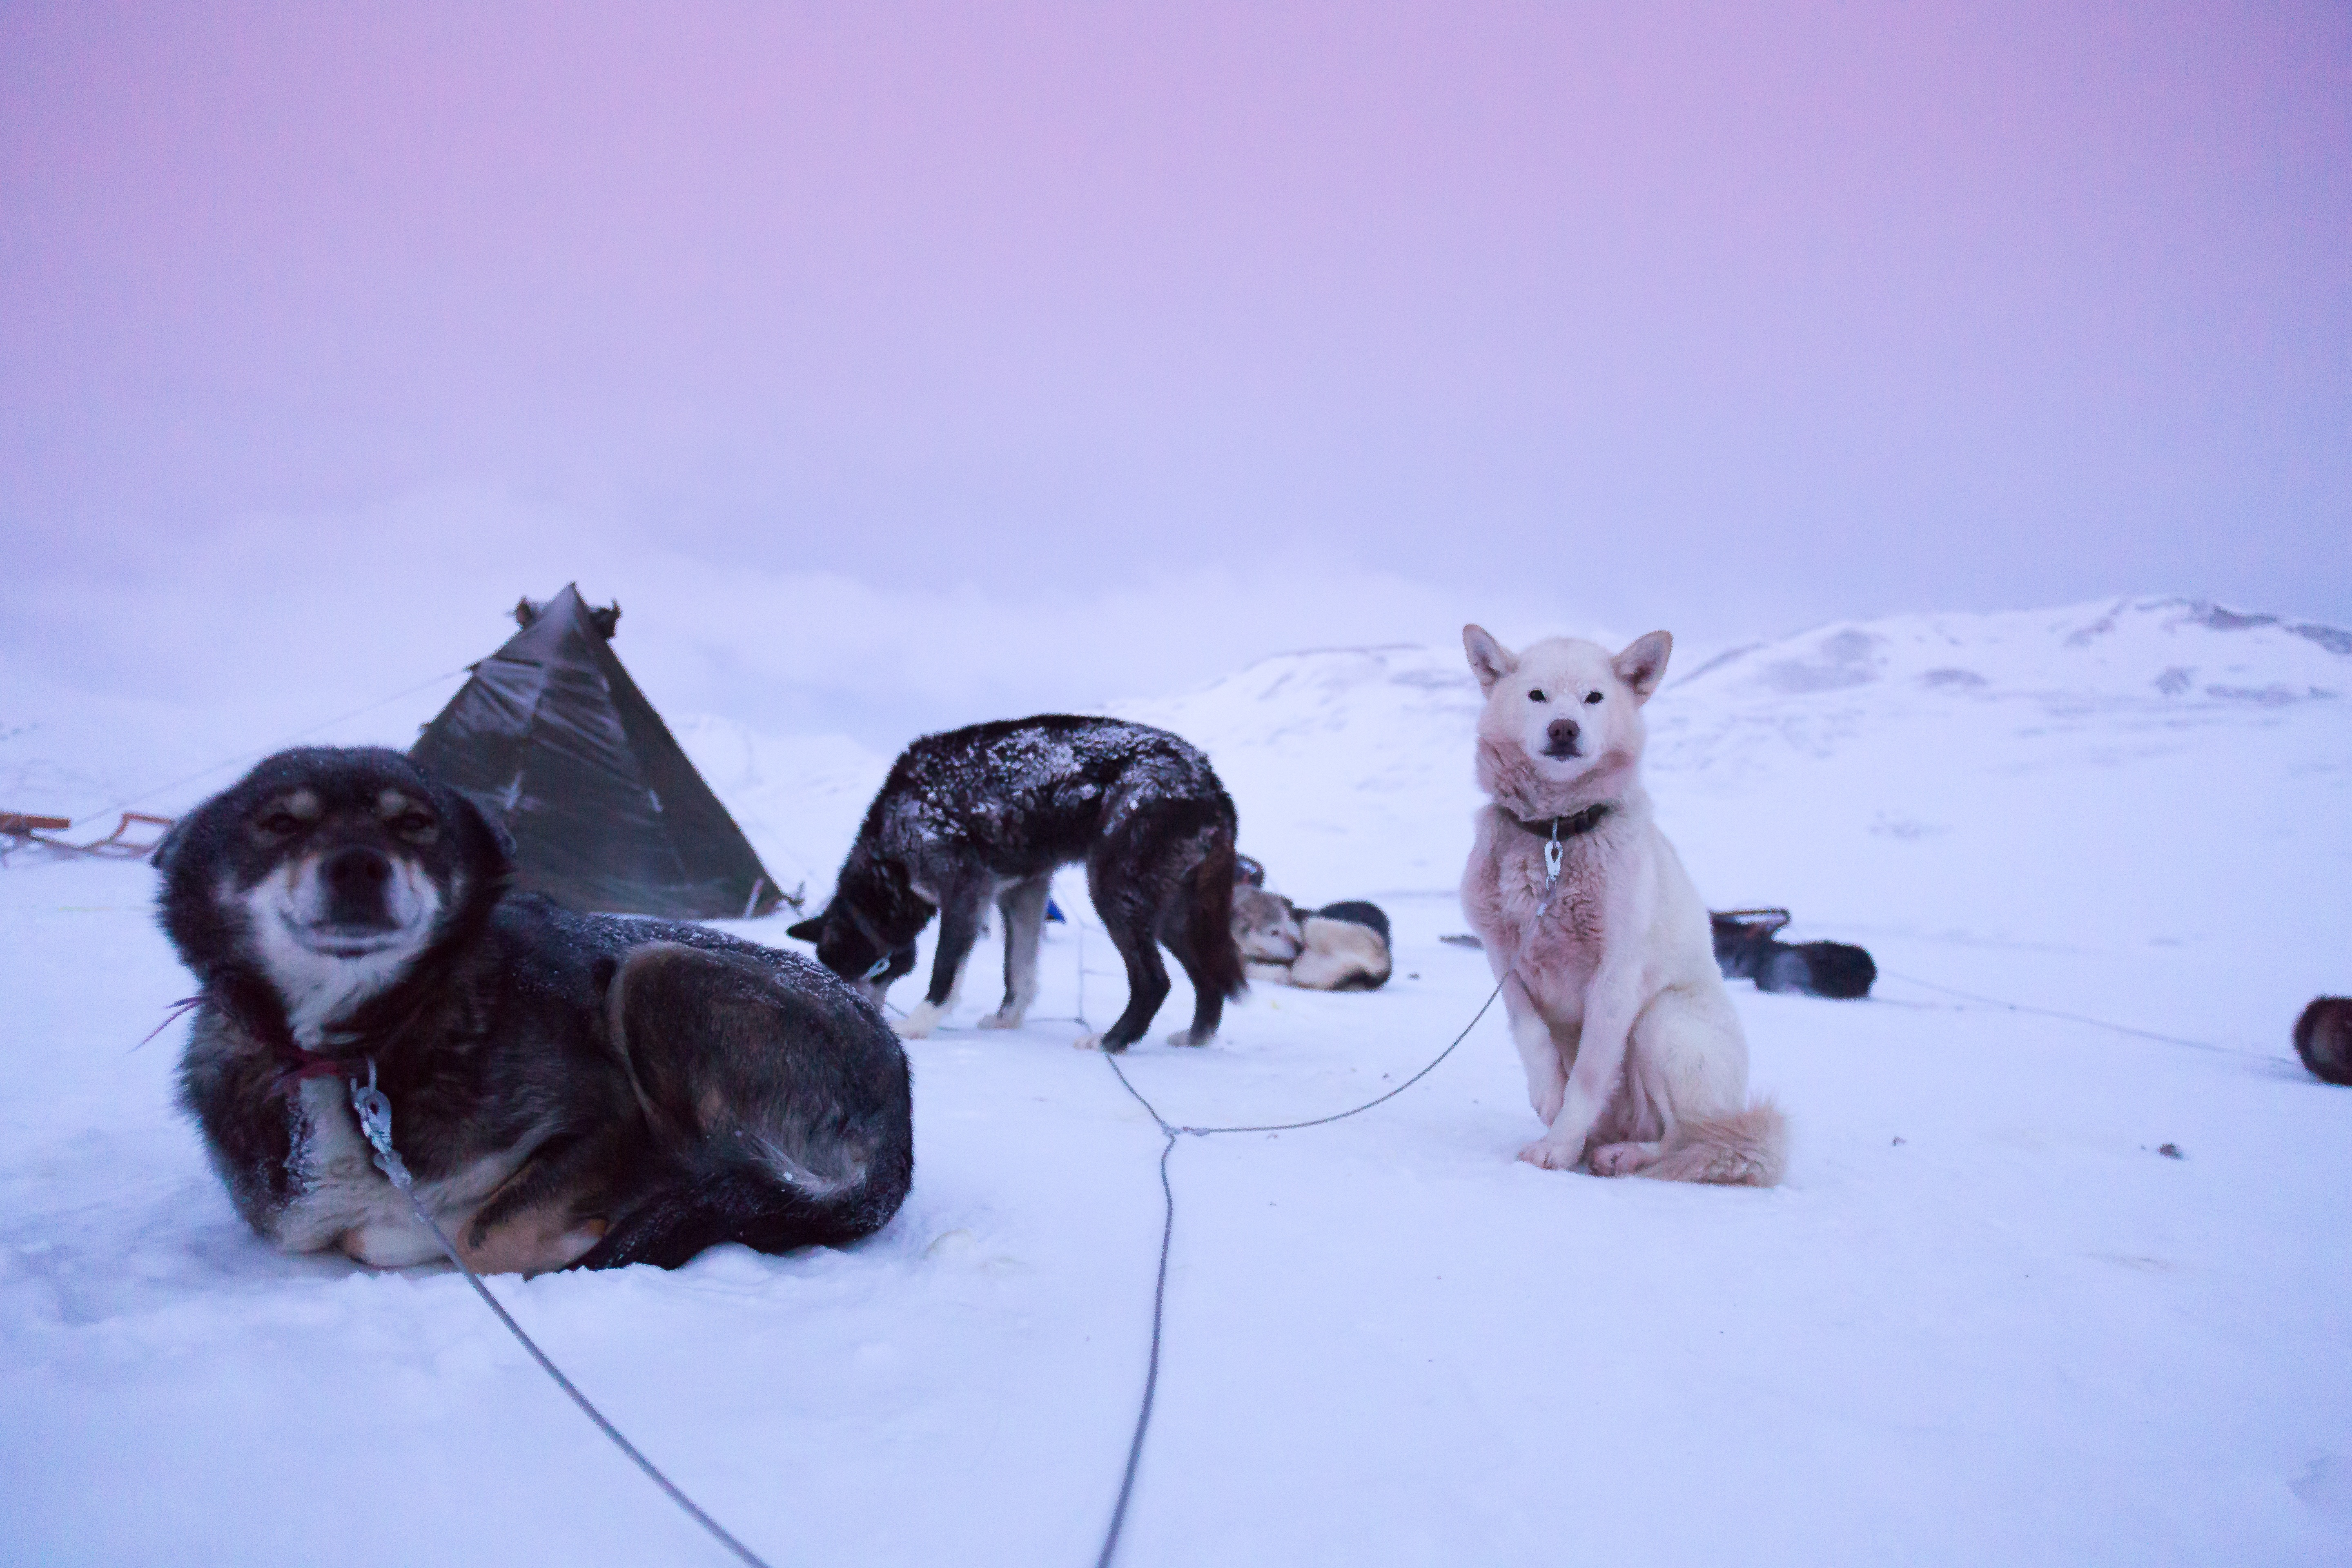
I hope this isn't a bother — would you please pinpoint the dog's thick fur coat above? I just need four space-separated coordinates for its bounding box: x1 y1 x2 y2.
789 716 1246 1052
158 748 913 1273
1458 627 1786 1185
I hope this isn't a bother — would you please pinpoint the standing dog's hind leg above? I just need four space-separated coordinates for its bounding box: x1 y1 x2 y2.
1075 875 1172 1054
1154 889 1218 1048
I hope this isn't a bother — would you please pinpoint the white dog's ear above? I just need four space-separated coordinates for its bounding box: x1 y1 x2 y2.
1611 631 1673 701
1462 625 1518 695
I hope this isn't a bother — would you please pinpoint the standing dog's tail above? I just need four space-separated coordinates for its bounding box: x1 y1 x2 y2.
1644 1099 1788 1187
1188 828 1249 1001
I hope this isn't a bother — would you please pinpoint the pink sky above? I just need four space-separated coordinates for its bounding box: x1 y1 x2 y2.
2 2 2346 691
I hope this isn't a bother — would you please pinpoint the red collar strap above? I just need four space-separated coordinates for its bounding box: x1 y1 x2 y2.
269 1046 360 1098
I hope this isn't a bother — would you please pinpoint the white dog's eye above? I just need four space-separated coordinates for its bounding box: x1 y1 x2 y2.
1584 691 1604 704
1527 689 1546 702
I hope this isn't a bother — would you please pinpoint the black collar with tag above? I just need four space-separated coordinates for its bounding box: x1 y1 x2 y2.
1503 801 1614 841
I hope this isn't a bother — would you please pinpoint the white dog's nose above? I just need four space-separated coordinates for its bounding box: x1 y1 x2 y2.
1544 717 1581 756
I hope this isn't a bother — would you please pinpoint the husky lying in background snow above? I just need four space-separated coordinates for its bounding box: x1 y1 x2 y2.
788 716 1246 1053
157 747 913 1273
1232 884 1394 991
1710 908 1878 999
1458 626 1786 1185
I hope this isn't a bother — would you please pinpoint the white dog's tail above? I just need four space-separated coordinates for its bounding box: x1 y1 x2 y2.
1646 1099 1788 1187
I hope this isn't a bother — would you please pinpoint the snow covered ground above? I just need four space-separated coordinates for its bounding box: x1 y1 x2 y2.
5 595 2350 1565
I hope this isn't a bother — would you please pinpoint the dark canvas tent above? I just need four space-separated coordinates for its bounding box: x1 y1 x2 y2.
410 584 784 920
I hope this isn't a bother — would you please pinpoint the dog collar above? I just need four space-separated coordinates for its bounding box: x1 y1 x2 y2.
261 1021 364 1097
1503 802 1614 841
269 1045 360 1097
197 985 364 1097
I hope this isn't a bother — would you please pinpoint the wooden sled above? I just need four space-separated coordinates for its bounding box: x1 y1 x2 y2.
0 810 175 859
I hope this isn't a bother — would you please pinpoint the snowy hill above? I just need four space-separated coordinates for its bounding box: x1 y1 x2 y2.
1642 598 2350 1045
1107 597 2348 998
1109 642 1488 897
6 595 2352 1566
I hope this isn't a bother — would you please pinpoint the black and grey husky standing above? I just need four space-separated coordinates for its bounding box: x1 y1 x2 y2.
156 746 912 1274
787 716 1246 1053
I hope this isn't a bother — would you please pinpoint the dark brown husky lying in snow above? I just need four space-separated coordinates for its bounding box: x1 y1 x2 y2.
157 747 913 1273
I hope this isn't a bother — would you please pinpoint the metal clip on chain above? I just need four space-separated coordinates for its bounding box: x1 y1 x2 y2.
1530 821 1564 920
349 1058 413 1190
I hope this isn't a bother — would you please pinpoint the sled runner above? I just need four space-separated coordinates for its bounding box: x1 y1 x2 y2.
0 810 174 859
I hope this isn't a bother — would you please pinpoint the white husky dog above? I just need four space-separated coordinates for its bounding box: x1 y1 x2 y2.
1458 625 1786 1185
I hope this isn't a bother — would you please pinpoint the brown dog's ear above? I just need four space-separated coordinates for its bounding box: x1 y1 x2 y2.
1612 631 1673 701
1462 625 1518 695
439 785 515 869
148 817 189 873
785 915 824 943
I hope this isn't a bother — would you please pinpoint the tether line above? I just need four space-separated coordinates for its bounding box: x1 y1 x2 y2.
1089 966 1515 1566
1091 1126 1177 1568
347 1062 776 1568
1085 829 1577 1568
1085 876 2272 1563
1876 968 2258 1058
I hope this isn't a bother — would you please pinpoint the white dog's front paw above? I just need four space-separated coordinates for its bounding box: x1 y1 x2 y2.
1515 1139 1583 1171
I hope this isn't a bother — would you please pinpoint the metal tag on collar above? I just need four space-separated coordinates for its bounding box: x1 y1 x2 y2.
349 1058 414 1191
1545 825 1564 883
863 955 891 981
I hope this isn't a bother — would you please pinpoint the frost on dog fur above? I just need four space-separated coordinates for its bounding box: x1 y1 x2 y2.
1457 624 1789 1187
787 716 1245 1053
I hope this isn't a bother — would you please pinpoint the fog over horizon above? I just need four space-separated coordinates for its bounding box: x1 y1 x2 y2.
4 2 2346 750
